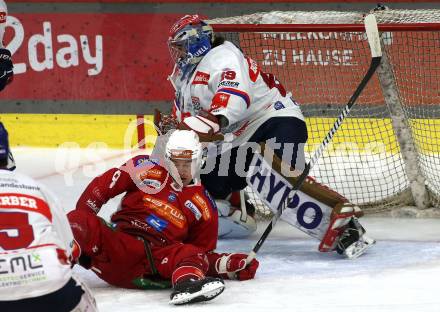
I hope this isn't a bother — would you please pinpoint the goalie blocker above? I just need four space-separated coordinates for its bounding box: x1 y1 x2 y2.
247 144 375 259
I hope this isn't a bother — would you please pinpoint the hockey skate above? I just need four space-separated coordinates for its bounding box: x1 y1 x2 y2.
169 277 225 305
336 218 376 259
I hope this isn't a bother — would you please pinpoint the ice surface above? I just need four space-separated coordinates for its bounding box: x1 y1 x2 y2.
12 147 440 312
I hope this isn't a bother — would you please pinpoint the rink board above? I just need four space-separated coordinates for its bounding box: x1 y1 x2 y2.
1 113 439 154
0 114 156 149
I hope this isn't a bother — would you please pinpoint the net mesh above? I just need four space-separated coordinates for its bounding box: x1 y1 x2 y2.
208 9 440 25
209 9 440 216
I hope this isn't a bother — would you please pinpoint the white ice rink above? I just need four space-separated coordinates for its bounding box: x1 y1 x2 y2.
13 147 440 312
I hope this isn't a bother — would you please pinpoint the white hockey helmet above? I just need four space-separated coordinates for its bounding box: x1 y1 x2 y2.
165 130 203 184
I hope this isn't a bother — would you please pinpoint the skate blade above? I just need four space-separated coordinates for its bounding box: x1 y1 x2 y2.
169 281 225 305
344 236 376 260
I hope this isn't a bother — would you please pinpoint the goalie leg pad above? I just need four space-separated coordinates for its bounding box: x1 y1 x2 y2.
278 174 369 253
318 203 359 252
246 150 373 256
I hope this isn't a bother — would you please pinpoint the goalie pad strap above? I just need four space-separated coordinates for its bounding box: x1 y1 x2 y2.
301 176 348 209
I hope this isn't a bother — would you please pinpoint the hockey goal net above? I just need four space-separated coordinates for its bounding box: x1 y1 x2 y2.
209 9 440 216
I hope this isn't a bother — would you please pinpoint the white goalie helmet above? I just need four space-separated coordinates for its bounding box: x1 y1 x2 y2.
165 130 204 184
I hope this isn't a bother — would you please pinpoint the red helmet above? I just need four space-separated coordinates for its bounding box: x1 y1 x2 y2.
169 15 206 40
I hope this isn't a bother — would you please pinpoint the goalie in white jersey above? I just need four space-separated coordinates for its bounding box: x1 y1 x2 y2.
0 123 97 311
156 14 374 258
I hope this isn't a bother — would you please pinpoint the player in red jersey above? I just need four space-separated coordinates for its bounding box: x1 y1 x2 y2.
68 130 259 305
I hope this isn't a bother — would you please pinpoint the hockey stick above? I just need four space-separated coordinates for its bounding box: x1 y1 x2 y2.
246 14 382 263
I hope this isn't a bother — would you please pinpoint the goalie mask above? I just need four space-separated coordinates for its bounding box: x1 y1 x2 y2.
168 15 214 72
165 130 203 187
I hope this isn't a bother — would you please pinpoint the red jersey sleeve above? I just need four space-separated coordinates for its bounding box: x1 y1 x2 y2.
76 155 154 214
181 186 219 252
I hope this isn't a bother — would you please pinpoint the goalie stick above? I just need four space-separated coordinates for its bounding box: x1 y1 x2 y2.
246 14 382 263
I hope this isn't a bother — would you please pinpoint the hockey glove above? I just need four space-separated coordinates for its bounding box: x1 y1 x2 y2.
207 252 259 280
179 110 224 142
154 109 178 135
0 48 13 91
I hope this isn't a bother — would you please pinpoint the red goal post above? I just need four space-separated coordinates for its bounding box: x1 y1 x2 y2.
209 9 440 216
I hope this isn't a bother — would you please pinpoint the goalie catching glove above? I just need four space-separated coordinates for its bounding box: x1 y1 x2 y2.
179 110 224 142
154 109 179 135
207 252 259 280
